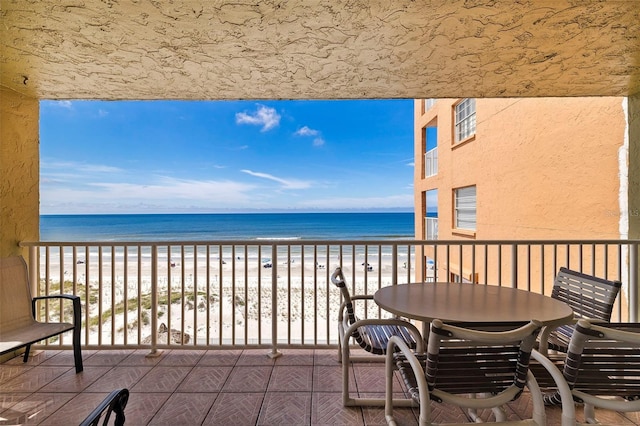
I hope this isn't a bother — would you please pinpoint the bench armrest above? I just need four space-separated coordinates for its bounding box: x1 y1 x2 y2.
32 294 81 326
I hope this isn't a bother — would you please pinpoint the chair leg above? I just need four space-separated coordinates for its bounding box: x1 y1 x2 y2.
337 327 346 363
584 403 597 424
23 344 31 362
72 296 83 373
492 405 507 421
340 334 416 408
341 337 352 406
73 323 83 373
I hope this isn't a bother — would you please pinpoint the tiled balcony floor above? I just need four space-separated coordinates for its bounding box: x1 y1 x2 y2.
1 348 639 425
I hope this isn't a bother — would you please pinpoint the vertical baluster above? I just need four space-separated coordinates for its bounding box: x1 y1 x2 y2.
269 243 281 358
630 243 638 322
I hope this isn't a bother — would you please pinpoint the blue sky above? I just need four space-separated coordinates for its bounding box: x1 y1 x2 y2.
40 100 415 214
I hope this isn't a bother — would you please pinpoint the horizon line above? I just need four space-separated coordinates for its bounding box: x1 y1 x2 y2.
41 209 414 216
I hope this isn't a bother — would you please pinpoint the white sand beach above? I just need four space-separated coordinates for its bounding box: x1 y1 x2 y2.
37 248 420 347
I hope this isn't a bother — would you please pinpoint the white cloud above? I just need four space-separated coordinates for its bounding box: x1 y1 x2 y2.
57 100 73 109
298 194 414 210
295 125 325 147
40 159 263 213
91 177 254 201
241 169 312 190
42 160 123 174
41 176 258 214
235 104 281 131
294 126 319 137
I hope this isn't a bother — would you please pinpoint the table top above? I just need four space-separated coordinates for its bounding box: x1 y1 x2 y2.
374 282 574 327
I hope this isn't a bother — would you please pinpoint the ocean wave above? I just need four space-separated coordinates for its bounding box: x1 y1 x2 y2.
254 237 302 241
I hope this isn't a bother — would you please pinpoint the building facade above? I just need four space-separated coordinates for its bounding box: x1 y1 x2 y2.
414 97 632 291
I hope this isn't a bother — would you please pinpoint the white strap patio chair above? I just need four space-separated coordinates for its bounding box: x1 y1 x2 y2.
538 267 621 356
533 319 640 424
80 388 129 426
331 266 424 407
385 319 575 426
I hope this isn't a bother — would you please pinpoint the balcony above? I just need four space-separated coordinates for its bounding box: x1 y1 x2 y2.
424 99 437 112
2 239 639 424
15 239 640 348
425 217 438 240
424 147 438 177
4 347 639 425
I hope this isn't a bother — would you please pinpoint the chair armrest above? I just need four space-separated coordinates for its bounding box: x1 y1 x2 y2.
385 335 428 426
79 388 129 426
350 294 374 301
33 294 80 303
530 349 575 426
344 318 424 354
538 318 577 355
32 294 82 326
337 294 375 322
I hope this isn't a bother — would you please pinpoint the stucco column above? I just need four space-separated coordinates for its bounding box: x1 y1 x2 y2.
629 93 640 240
0 86 39 257
627 93 640 320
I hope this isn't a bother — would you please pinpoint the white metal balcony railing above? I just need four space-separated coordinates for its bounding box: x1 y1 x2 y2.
424 99 436 111
424 147 438 177
19 240 640 357
425 217 438 240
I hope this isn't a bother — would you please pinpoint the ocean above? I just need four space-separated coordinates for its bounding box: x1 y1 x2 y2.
40 212 416 242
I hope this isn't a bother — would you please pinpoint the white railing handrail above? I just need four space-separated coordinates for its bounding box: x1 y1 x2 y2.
19 239 640 356
20 238 640 246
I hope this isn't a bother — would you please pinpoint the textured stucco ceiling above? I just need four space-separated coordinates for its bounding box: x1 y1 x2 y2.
1 0 639 100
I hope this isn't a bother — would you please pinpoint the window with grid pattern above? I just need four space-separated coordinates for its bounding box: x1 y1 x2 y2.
454 98 476 142
454 185 476 230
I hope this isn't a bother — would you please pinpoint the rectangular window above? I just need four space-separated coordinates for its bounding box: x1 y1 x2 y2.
454 98 476 142
454 185 476 230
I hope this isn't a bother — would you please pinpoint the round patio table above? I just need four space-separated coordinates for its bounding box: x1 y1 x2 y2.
374 282 574 328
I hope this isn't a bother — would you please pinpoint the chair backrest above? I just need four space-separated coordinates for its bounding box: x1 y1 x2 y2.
330 267 356 324
551 267 621 321
0 256 36 332
426 319 542 398
562 319 640 400
80 388 129 426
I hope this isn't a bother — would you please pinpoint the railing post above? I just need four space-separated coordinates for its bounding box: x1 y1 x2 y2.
28 245 38 297
630 243 638 322
392 245 398 286
268 243 282 359
147 245 162 357
511 244 518 289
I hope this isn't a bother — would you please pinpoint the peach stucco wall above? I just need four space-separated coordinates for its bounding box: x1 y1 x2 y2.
415 97 626 241
0 87 39 257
